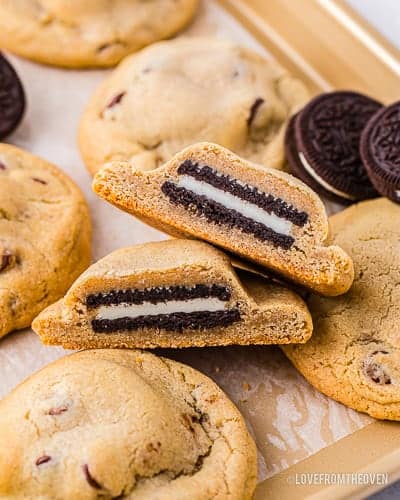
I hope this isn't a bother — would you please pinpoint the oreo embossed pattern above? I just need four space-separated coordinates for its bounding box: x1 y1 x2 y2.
285 91 381 204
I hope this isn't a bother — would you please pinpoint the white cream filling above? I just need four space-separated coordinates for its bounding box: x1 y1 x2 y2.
95 297 228 321
177 175 292 236
298 152 356 201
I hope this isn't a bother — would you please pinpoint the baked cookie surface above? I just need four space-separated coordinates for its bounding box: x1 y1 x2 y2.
0 349 257 499
79 37 309 174
0 143 91 338
283 198 400 420
93 142 354 296
33 239 313 349
0 0 198 68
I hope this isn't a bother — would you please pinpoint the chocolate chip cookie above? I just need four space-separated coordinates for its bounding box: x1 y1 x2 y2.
0 0 198 68
283 198 400 420
93 142 354 296
32 239 313 349
79 37 309 174
0 349 257 499
0 143 91 339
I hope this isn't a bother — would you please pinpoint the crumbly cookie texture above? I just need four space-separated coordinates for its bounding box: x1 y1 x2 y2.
32 239 312 349
0 0 198 68
0 349 257 499
79 37 309 175
0 143 91 338
93 142 354 296
283 198 400 420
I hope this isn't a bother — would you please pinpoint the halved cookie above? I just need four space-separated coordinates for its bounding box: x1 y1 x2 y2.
32 240 312 349
93 142 354 296
0 349 257 498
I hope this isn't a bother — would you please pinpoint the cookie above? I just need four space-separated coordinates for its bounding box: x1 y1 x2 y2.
79 37 310 175
93 142 354 296
33 239 312 349
285 91 381 204
0 143 91 338
0 53 25 139
0 0 198 68
283 198 400 420
360 101 400 203
0 349 257 498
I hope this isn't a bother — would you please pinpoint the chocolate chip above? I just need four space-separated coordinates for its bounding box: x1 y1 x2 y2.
48 405 68 415
36 455 51 466
32 177 47 185
247 97 265 127
0 251 16 273
146 441 161 452
97 42 112 52
106 92 126 109
0 161 6 170
363 361 391 385
82 464 102 490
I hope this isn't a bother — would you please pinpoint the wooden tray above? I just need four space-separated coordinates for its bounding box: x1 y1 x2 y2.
215 0 400 498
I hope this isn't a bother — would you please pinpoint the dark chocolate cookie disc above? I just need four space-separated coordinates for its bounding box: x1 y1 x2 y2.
360 101 400 204
286 91 381 204
284 112 347 202
0 53 25 139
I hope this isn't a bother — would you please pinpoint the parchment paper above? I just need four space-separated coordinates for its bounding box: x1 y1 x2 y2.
0 0 371 482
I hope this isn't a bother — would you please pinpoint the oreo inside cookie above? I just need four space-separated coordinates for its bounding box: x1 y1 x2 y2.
87 284 241 333
285 91 381 203
360 101 400 203
0 53 25 140
161 160 308 250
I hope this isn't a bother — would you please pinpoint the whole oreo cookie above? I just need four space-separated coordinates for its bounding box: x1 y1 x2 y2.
360 101 400 203
0 53 25 139
285 91 381 204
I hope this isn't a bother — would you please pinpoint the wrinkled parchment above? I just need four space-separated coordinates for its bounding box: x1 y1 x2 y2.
0 0 371 482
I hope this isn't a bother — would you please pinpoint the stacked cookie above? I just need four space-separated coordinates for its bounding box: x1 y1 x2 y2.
1 2 400 498
285 90 400 205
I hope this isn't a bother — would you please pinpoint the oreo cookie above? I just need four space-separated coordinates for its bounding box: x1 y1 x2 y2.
0 53 25 140
285 91 381 204
360 101 400 203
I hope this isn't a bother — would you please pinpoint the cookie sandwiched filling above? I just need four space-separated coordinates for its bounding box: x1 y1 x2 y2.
86 284 241 333
161 160 308 250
